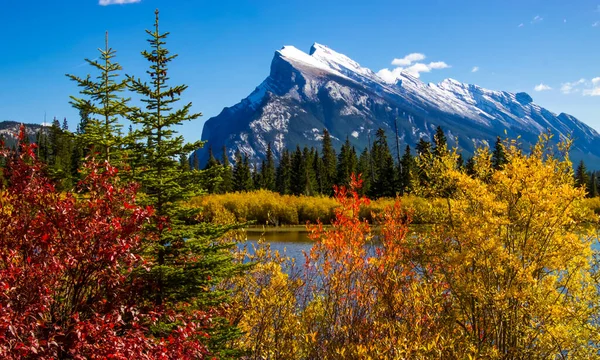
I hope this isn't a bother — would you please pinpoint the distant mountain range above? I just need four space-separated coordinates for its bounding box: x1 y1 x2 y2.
0 121 45 148
193 43 600 168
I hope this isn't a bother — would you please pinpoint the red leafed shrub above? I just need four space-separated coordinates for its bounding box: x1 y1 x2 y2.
0 126 212 359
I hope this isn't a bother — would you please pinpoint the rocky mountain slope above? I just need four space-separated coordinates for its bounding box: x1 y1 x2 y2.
195 43 600 167
0 121 45 148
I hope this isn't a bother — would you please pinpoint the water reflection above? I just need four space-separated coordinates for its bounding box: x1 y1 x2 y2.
242 228 313 265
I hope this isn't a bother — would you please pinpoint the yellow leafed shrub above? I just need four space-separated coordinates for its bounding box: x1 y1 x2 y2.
224 134 600 359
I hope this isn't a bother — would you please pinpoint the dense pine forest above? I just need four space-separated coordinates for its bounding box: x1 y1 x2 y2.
2 9 600 360
6 118 600 200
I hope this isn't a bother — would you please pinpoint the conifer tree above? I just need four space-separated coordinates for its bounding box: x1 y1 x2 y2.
589 171 598 198
202 146 221 194
47 118 74 190
220 146 233 193
303 146 318 196
465 156 476 176
67 31 129 163
251 161 261 191
260 143 276 191
179 153 191 171
416 137 432 157
204 146 219 170
126 10 243 355
491 136 507 170
433 125 447 157
456 153 465 169
233 151 252 191
399 144 414 195
192 151 200 170
574 160 590 194
276 149 292 194
336 138 358 188
370 129 395 198
35 129 49 164
291 146 307 196
357 147 372 195
415 137 432 187
321 128 337 195
313 149 325 195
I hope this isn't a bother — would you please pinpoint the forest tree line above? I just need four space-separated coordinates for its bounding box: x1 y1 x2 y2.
4 118 600 199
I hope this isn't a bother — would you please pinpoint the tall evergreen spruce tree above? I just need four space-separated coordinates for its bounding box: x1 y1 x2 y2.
291 146 307 196
465 156 476 177
574 160 590 194
260 143 276 191
415 138 432 157
303 146 318 196
336 138 358 188
399 144 414 195
220 146 233 193
202 146 222 194
321 128 337 196
456 153 465 169
276 149 292 194
251 161 261 190
589 171 598 198
491 136 508 170
433 125 447 157
313 149 325 195
370 129 396 198
357 147 372 195
233 151 253 191
67 31 129 163
127 10 243 355
47 118 74 190
415 137 432 187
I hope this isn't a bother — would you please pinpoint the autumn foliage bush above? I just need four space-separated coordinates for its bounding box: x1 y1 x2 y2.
191 190 336 226
227 176 458 358
0 128 213 359
228 135 600 359
191 190 446 226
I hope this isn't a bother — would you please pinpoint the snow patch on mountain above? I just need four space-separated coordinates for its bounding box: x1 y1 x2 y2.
194 42 600 168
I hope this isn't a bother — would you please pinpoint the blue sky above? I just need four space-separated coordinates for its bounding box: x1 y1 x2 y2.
1 0 599 142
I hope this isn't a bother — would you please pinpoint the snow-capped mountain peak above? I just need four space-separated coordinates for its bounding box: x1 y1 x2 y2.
194 43 600 168
308 43 377 80
277 45 337 74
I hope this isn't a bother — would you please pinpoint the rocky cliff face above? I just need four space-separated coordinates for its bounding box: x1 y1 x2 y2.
194 43 600 167
0 121 45 148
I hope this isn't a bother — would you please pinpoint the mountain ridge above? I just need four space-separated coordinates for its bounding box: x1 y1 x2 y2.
194 43 600 167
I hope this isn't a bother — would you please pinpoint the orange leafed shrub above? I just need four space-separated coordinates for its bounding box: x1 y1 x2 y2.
228 175 458 358
227 134 600 359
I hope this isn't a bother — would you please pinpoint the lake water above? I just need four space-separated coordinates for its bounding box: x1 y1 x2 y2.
242 228 313 265
240 227 397 265
239 227 600 267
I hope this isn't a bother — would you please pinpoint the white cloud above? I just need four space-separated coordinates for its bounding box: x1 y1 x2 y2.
99 0 141 5
471 66 479 73
534 83 552 91
564 19 567 23
391 53 426 66
531 15 543 24
427 61 450 70
377 55 451 82
518 23 524 28
593 21 599 27
402 63 431 78
561 78 587 94
583 77 600 96
376 68 404 83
